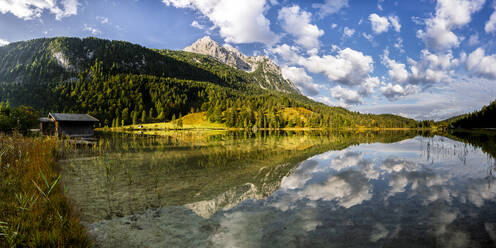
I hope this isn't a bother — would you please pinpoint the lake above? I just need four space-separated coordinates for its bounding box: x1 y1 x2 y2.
59 130 496 247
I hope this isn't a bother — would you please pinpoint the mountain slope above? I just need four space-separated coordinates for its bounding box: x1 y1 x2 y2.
183 36 299 94
0 36 420 129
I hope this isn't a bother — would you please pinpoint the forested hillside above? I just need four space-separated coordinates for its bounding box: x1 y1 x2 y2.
449 100 496 128
0 37 421 129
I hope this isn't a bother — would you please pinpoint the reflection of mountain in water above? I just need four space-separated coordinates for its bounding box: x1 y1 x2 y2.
84 134 496 248
60 131 418 223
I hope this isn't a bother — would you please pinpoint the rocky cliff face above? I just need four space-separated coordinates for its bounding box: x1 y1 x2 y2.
184 36 300 94
184 36 256 72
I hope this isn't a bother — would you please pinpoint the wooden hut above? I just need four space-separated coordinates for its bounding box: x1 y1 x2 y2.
40 113 99 137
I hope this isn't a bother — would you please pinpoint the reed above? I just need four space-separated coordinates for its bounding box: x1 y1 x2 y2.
0 134 90 247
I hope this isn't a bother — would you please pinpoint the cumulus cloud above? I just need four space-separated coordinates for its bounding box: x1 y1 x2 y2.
281 66 320 96
467 34 480 46
369 13 390 33
312 0 349 18
343 27 355 37
380 83 420 100
388 15 401 32
301 48 374 87
273 45 375 87
417 0 485 51
485 8 496 33
83 24 101 35
191 20 204 29
369 13 401 34
0 38 9 46
381 49 459 94
96 16 109 24
0 0 78 20
361 76 382 96
163 0 279 46
357 76 496 120
271 44 301 62
466 47 496 79
272 45 379 98
331 85 364 105
278 5 324 50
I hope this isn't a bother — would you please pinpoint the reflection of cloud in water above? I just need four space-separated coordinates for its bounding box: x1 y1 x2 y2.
369 223 389 242
465 178 496 207
331 151 364 171
429 210 470 248
211 211 267 248
280 159 318 190
380 157 419 173
298 170 372 208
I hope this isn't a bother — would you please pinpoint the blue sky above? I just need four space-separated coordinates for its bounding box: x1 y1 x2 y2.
1 0 496 120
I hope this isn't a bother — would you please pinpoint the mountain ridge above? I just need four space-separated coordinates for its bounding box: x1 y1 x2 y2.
184 36 299 94
0 36 421 129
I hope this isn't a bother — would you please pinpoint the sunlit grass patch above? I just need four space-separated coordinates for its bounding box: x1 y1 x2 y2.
121 112 227 130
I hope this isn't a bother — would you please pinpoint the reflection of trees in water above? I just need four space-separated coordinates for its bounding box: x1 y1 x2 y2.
444 131 496 182
61 130 420 222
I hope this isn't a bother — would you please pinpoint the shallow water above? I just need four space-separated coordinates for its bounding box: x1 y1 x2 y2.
60 131 496 247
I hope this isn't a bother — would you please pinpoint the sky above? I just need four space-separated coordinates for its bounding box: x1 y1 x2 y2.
0 0 496 120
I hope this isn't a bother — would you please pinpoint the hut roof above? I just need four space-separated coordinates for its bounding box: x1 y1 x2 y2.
49 113 99 122
39 117 52 123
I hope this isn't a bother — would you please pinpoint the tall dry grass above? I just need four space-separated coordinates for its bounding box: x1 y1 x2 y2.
0 134 90 247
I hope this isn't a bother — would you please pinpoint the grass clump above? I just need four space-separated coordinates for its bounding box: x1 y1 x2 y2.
0 134 90 247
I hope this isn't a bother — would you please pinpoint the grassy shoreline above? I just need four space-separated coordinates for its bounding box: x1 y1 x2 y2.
98 112 442 132
0 135 90 247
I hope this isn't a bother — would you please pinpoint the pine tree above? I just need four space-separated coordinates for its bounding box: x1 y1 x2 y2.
141 110 146 123
132 111 138 125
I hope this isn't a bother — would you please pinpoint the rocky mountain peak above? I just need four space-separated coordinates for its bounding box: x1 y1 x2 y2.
184 36 300 94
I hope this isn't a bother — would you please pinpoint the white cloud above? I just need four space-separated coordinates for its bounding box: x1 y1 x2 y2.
271 44 301 63
281 66 320 96
331 23 338 29
380 83 420 100
362 32 373 41
278 5 324 50
466 47 496 79
358 76 496 120
467 34 479 46
361 76 382 96
388 15 401 32
163 0 279 46
382 49 459 89
272 45 378 97
394 37 404 53
301 48 374 87
191 20 204 29
343 26 355 37
96 16 109 24
369 13 390 34
83 24 101 35
312 0 349 18
331 85 364 105
0 0 78 20
368 13 401 34
417 0 486 51
485 8 496 33
377 0 384 11
0 38 9 46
